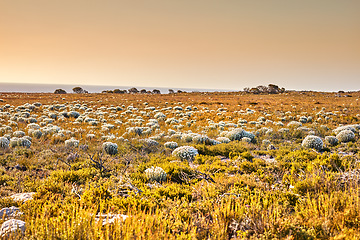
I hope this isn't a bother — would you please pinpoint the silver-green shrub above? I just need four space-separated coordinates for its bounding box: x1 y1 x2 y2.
336 130 355 143
9 137 19 148
145 166 167 182
325 136 338 146
172 146 198 161
31 130 43 139
13 131 25 138
216 137 231 144
164 141 178 149
17 137 31 148
65 138 79 148
102 142 118 155
302 135 323 151
0 137 9 150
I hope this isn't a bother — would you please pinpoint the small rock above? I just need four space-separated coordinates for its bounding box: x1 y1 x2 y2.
10 192 35 203
0 219 26 237
0 206 22 219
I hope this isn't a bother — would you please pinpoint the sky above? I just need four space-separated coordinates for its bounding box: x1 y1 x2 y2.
1 0 360 92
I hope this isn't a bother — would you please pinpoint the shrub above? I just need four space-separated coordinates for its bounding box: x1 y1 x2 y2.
13 131 25 137
287 121 302 128
69 111 80 118
65 138 79 148
336 130 355 143
242 137 252 143
216 137 231 144
325 136 338 146
9 137 19 148
302 135 323 151
0 137 9 150
164 141 178 149
172 146 199 161
224 128 255 142
31 130 43 139
17 137 32 148
145 166 167 182
102 142 118 155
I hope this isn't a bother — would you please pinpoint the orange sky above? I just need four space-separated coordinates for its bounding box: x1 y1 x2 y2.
1 0 360 91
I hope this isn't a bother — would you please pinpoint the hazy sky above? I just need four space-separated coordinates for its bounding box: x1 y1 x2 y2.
1 1 359 91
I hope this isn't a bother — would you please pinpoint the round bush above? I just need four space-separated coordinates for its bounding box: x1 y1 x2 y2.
9 137 19 148
336 130 355 143
325 136 338 146
31 130 43 139
17 137 31 148
65 138 79 148
102 142 118 155
172 146 198 161
242 137 252 143
0 137 10 150
13 131 25 138
224 128 255 142
216 137 231 144
145 166 167 182
302 135 323 151
164 141 178 149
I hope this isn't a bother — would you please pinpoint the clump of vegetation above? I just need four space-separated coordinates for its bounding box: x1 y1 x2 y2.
172 146 199 161
336 129 355 143
325 135 338 146
302 135 323 151
102 142 118 155
144 166 167 182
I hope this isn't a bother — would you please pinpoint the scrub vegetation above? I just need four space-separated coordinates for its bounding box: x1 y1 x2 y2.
0 90 359 239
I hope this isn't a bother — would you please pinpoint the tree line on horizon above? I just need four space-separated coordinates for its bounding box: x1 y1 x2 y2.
53 84 286 95
54 87 187 94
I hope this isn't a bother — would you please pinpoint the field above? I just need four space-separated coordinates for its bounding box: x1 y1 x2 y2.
0 91 360 239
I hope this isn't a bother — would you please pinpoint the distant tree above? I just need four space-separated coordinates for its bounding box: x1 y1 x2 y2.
168 89 174 94
73 87 88 94
152 89 161 94
249 88 260 94
243 87 250 93
54 89 67 94
140 89 147 94
256 85 268 93
113 89 121 93
128 87 139 94
268 84 280 94
177 90 183 93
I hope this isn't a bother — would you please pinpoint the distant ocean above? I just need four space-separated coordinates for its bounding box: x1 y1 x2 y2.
0 83 233 94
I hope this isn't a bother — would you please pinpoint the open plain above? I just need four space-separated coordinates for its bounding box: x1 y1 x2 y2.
0 91 360 239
